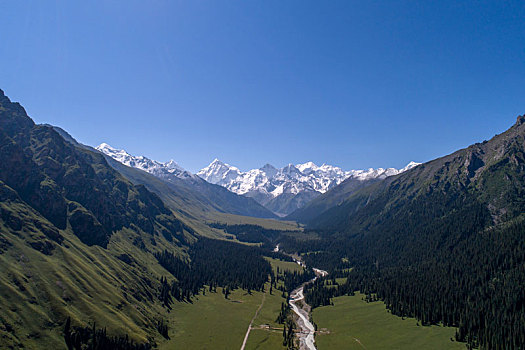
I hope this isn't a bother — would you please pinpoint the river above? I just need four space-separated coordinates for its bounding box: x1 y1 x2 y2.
287 251 327 350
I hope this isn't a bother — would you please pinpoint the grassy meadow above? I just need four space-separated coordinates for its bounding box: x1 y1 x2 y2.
159 287 264 350
265 257 304 275
159 257 303 350
312 293 465 350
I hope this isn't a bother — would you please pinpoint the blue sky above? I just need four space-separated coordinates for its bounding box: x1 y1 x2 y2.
1 1 524 172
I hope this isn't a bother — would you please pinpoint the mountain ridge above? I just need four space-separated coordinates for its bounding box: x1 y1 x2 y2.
198 159 420 215
0 88 293 350
96 143 277 219
295 114 525 348
0 88 199 348
309 115 525 231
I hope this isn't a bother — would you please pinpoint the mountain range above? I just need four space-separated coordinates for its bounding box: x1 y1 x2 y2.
0 89 294 349
95 143 277 219
97 143 419 216
198 159 420 215
97 143 192 180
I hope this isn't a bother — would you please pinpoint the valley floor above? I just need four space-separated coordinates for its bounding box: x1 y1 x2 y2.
158 286 281 350
312 293 465 350
159 258 303 350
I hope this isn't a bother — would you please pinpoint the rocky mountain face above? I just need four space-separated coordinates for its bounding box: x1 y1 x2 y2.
198 159 419 216
0 89 196 348
0 89 285 349
96 144 277 219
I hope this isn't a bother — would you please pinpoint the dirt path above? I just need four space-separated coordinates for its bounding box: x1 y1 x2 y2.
240 293 266 350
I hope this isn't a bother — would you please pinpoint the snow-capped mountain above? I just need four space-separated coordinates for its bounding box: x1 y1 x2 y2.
197 160 420 216
96 143 194 180
95 143 278 219
96 142 420 217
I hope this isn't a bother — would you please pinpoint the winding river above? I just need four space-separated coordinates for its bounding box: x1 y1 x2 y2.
287 253 328 350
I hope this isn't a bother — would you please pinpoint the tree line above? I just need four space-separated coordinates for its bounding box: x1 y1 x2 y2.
208 222 291 248
64 318 152 350
155 237 274 308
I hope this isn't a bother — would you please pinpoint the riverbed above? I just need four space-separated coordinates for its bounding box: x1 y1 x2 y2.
288 255 327 350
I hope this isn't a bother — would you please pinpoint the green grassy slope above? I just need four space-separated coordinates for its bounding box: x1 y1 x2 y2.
159 287 265 350
158 257 299 350
265 257 304 275
0 203 188 349
156 284 288 350
243 258 302 350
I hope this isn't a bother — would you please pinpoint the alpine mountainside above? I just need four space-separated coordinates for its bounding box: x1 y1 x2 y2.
0 90 194 250
96 143 277 219
295 115 525 349
198 159 419 216
0 90 283 349
0 88 196 347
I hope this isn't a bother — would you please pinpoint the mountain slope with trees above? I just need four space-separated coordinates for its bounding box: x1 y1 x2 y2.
298 115 525 348
285 176 383 223
0 88 196 348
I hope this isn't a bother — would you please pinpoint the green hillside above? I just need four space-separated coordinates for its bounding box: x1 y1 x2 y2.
286 177 381 224
295 116 525 349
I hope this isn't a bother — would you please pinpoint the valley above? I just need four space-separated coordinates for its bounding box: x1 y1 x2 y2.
2 2 524 349
0 86 524 350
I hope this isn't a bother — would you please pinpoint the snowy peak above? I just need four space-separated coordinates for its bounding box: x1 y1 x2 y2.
97 142 130 159
98 142 420 217
261 163 276 170
296 161 319 174
197 160 421 202
97 142 116 151
260 163 278 178
96 143 192 180
164 159 184 171
401 161 420 172
96 143 153 170
196 159 242 185
282 163 301 175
